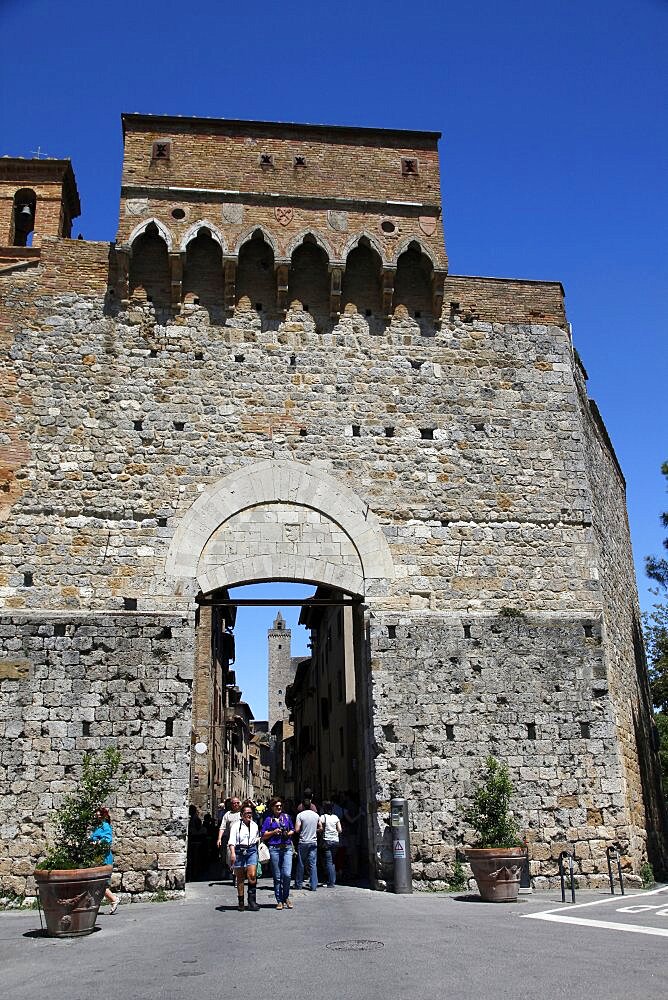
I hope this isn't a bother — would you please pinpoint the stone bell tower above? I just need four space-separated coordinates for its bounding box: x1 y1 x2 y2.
268 612 294 730
0 158 80 250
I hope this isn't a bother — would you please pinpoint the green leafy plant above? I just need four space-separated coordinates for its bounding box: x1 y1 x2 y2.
463 756 521 848
37 748 124 870
640 861 655 888
448 858 467 892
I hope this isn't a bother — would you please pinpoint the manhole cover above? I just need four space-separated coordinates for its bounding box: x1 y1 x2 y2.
326 939 385 952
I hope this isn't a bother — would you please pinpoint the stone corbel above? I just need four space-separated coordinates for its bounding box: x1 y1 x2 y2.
169 252 183 308
329 264 344 319
382 266 396 319
432 270 446 328
276 260 290 314
114 244 130 302
223 256 237 313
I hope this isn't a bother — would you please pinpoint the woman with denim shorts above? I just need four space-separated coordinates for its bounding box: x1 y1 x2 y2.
260 797 295 910
229 804 260 911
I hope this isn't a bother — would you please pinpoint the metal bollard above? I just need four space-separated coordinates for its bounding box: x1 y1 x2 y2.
606 845 625 896
390 797 412 894
559 850 576 904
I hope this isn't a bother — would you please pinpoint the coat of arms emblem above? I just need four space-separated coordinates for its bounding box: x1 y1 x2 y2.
418 216 438 237
275 207 294 226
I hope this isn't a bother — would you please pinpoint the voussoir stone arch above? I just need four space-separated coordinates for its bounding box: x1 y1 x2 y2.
343 231 385 266
166 459 394 595
128 218 174 252
286 229 335 262
234 225 279 257
180 220 226 252
391 236 437 270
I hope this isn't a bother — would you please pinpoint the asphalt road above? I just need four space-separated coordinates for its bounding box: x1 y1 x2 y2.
1 879 666 1000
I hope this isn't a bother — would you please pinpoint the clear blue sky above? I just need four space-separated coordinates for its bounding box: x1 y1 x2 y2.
2 1 666 714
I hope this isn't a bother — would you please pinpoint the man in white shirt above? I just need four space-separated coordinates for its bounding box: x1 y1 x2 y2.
294 798 321 891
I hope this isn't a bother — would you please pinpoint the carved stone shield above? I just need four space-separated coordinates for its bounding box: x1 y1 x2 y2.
125 199 150 217
327 210 348 232
221 203 244 225
275 207 294 226
419 216 438 237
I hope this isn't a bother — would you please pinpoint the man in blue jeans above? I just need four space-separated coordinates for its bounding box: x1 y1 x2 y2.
294 799 321 890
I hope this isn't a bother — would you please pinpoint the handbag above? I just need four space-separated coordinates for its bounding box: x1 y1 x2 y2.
258 841 270 864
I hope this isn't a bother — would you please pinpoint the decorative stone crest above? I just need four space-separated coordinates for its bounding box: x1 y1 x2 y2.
125 199 150 217
419 216 438 237
327 210 348 232
222 203 244 225
275 207 294 227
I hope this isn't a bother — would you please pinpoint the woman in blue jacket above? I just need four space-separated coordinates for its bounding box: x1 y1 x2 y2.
91 807 119 913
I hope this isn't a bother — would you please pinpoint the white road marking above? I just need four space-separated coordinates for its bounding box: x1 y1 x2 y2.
522 885 668 938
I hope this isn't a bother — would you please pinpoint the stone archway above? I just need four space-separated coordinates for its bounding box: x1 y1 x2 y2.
166 459 394 596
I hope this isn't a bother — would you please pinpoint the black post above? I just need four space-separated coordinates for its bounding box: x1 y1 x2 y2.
607 846 616 895
559 851 567 903
617 853 625 896
568 852 576 903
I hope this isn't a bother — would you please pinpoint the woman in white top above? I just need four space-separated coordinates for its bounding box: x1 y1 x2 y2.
320 801 343 887
229 802 261 911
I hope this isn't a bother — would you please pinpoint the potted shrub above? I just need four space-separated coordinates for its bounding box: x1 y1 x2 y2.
34 748 123 937
464 756 525 902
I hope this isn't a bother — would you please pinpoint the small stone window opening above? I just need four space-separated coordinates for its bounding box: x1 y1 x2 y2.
150 349 158 358
385 427 395 438
194 351 204 361
173 421 185 431
352 425 361 437
420 428 434 440
152 141 171 162
133 419 143 431
299 428 307 437
401 157 419 176
83 721 91 736
387 625 397 639
583 621 594 638
580 721 591 739
527 723 537 741
277 643 282 649
123 597 137 610
160 626 172 640
294 155 307 167
259 153 274 168
165 717 174 737
463 623 472 639
473 421 485 431
446 724 455 741
54 624 66 637
158 517 167 527
235 354 245 363
290 354 297 367
381 219 397 235
23 571 33 587
171 207 186 220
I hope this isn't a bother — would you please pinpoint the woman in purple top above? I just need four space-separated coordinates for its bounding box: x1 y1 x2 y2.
261 797 295 910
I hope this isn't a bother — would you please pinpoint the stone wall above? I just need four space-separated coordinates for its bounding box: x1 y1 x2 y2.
0 611 193 898
368 612 631 889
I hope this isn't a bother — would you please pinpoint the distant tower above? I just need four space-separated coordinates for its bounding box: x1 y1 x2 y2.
0 158 80 248
268 612 294 729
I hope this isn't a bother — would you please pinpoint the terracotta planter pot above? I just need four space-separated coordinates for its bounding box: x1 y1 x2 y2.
34 865 112 937
466 847 525 902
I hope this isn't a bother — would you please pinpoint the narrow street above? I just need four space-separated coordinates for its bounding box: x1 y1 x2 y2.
2 882 666 1000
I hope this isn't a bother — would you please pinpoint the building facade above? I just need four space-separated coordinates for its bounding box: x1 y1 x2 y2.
0 113 665 898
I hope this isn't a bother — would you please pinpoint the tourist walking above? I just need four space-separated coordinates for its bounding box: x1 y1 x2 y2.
295 796 321 891
319 801 342 887
90 807 119 913
261 797 295 909
217 796 242 878
229 804 260 911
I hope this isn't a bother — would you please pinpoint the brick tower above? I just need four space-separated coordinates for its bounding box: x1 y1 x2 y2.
267 612 295 730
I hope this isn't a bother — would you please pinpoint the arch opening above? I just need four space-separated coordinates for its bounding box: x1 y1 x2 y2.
236 230 277 313
182 229 224 308
394 240 434 320
288 238 329 318
129 223 171 307
342 239 383 316
12 189 36 247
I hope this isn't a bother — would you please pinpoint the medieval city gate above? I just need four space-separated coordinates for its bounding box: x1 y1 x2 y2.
1 112 665 900
168 459 394 879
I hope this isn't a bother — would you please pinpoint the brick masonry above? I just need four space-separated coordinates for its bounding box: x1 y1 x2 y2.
0 114 664 896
